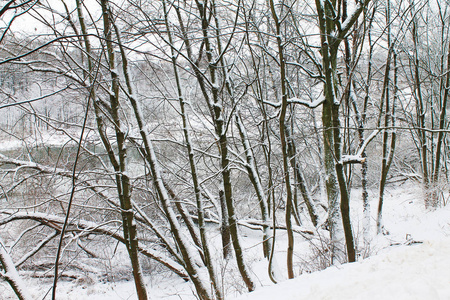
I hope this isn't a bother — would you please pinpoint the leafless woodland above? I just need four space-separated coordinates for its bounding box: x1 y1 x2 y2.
0 0 449 299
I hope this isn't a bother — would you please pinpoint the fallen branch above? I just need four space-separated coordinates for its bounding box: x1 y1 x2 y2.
0 210 188 280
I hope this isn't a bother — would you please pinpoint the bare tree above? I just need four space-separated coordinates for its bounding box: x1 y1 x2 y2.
377 0 397 235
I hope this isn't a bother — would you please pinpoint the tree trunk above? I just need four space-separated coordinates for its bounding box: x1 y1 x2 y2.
314 0 370 263
285 124 319 227
236 114 272 258
269 0 295 277
377 1 396 234
431 38 450 207
100 2 148 297
219 190 232 259
410 0 430 206
193 1 256 291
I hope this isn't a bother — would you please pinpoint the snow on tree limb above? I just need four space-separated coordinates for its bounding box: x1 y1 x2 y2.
0 153 190 278
189 214 315 239
262 96 325 108
288 96 326 108
338 0 372 40
0 86 71 110
0 237 33 300
0 153 72 177
340 155 367 164
341 130 380 164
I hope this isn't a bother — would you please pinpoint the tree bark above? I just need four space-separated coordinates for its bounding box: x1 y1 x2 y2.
269 0 295 277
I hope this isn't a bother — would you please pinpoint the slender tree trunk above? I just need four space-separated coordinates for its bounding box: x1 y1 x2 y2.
172 1 232 266
359 5 376 248
99 2 148 298
161 2 222 296
314 0 370 263
219 190 232 259
236 114 272 258
76 1 148 298
269 0 295 277
242 5 277 261
410 0 430 206
377 0 397 234
321 35 345 266
431 38 450 207
113 26 213 300
285 124 319 227
193 1 255 291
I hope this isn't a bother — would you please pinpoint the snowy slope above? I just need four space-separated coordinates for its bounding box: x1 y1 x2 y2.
234 185 450 300
235 237 450 300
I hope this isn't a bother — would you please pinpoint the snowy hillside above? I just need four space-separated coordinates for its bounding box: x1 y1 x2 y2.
232 185 450 300
233 185 450 300
235 238 450 300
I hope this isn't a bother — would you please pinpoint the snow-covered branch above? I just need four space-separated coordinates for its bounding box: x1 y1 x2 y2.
338 0 372 40
340 155 367 164
0 86 71 110
340 129 380 164
288 96 326 108
262 100 281 107
190 214 315 238
0 237 32 300
239 219 314 238
262 96 325 109
0 153 72 177
15 231 59 268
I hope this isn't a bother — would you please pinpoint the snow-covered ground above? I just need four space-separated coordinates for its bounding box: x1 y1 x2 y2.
1 182 449 299
235 237 450 300
234 185 450 300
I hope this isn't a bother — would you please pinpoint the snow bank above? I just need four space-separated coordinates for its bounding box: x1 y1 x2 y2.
235 238 450 300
